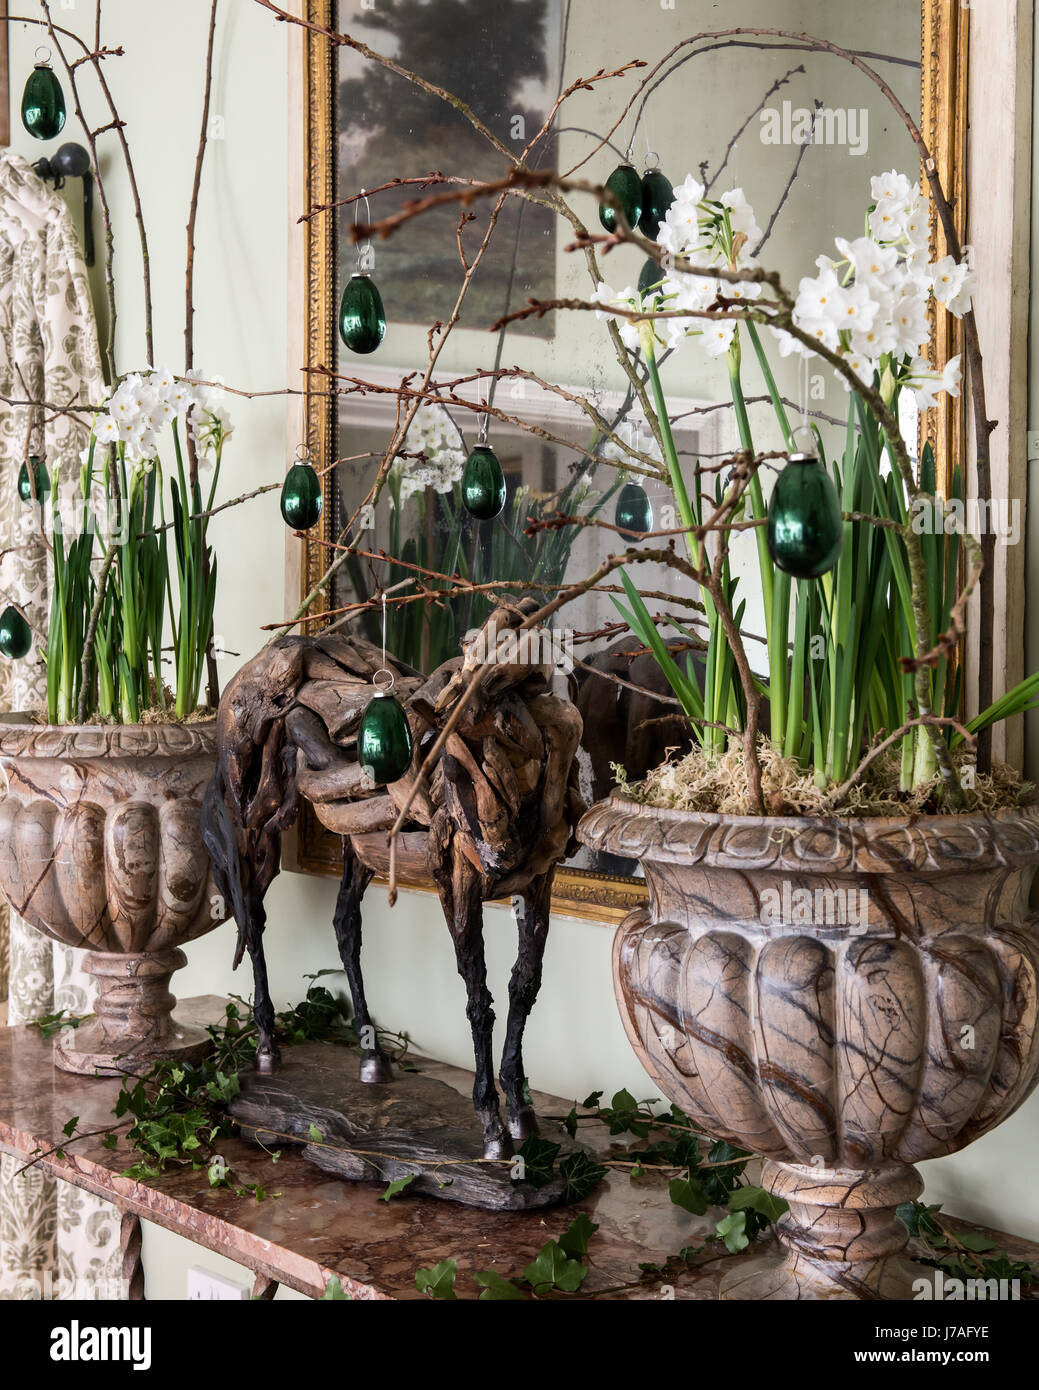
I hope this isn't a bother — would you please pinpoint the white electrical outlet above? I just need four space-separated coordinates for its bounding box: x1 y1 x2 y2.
187 1265 252 1300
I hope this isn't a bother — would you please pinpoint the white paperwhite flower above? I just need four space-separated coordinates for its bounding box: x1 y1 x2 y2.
394 402 467 502
890 289 931 357
720 187 762 248
93 414 120 445
769 326 812 359
189 403 233 464
168 380 196 416
591 282 643 352
147 367 177 399
601 421 664 468
834 236 899 291
871 170 916 207
905 354 962 410
699 321 737 357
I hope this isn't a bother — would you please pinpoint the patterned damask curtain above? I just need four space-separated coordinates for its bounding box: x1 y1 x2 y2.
0 153 122 1299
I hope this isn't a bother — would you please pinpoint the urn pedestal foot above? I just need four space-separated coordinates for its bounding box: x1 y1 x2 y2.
55 948 211 1077
720 1160 933 1301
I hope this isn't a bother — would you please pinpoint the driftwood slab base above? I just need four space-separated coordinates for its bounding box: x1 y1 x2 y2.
231 1046 589 1211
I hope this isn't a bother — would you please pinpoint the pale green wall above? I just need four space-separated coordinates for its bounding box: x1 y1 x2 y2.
3 1 1037 1299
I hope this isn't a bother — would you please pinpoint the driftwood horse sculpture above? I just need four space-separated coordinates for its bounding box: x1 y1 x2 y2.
201 602 584 1157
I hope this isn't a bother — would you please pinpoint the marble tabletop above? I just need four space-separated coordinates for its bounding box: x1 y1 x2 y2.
1 997 1035 1301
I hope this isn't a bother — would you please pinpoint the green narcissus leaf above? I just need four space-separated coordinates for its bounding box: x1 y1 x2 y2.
474 1270 526 1301
415 1259 458 1300
522 1239 587 1294
380 1174 416 1202
669 1176 709 1215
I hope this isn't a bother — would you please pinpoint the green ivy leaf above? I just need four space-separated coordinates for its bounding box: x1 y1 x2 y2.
62 1116 79 1138
308 1123 324 1143
415 1259 458 1300
669 1176 708 1215
558 1212 599 1259
727 1185 788 1224
474 1270 526 1301
563 1107 578 1139
380 1175 416 1202
512 1135 560 1189
523 1239 587 1294
716 1210 750 1253
581 1090 603 1109
321 1275 351 1300
559 1151 607 1203
955 1230 999 1254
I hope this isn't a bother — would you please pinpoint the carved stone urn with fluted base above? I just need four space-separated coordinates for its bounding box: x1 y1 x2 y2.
0 718 227 1075
579 795 1039 1300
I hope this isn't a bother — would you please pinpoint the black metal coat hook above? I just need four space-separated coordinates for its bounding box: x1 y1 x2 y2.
32 142 95 267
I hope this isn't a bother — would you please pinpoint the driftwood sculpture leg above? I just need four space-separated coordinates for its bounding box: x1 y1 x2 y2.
499 872 554 1141
434 825 509 1158
248 915 279 1074
331 843 391 1083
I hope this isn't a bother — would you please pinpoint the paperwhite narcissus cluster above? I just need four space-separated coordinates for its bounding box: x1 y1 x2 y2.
394 402 467 502
592 170 974 411
91 369 232 469
601 420 664 468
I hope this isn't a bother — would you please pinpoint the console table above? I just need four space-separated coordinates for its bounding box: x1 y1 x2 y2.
1 997 1036 1301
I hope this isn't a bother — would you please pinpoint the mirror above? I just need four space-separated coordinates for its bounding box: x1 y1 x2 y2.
297 0 968 919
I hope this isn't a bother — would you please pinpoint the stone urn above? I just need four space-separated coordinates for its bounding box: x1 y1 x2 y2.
579 795 1039 1300
0 718 227 1075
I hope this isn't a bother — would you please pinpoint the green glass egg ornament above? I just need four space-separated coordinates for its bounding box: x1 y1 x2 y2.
280 460 323 530
17 455 49 504
638 170 674 238
615 482 653 537
21 63 66 142
358 691 413 785
0 606 32 660
462 444 506 521
638 256 665 302
339 273 386 354
766 454 844 579
598 164 642 234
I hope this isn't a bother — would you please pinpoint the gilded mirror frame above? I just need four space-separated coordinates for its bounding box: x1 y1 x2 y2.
293 0 971 921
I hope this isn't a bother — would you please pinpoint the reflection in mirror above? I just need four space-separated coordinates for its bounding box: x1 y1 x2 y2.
323 2 927 896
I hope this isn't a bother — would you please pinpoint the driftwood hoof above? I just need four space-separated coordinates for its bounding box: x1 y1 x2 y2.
507 1106 539 1142
254 1049 280 1075
482 1130 513 1161
359 1054 393 1083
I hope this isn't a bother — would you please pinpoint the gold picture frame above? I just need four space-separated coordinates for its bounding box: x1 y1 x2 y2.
293 0 971 923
